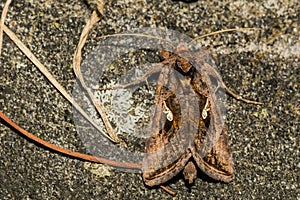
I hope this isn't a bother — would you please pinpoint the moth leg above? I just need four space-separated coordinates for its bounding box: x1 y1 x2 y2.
96 62 165 91
225 87 263 105
159 185 176 196
200 62 263 105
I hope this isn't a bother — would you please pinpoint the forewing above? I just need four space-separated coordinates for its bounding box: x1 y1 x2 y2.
192 50 227 159
194 122 234 182
192 49 233 182
142 65 200 186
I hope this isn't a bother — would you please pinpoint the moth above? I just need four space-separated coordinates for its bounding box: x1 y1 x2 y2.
141 44 234 188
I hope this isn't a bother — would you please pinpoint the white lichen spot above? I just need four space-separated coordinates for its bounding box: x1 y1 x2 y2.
93 80 152 137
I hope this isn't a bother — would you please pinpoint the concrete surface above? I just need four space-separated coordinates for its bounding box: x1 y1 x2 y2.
0 0 299 199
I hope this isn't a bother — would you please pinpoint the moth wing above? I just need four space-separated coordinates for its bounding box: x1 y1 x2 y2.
142 126 192 186
193 124 234 182
192 54 227 159
192 50 233 182
142 67 199 186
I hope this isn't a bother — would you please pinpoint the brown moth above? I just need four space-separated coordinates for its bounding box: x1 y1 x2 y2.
142 44 234 188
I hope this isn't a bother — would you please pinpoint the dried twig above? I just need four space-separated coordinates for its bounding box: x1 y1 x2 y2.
0 19 115 143
0 0 12 56
0 111 141 169
73 10 120 142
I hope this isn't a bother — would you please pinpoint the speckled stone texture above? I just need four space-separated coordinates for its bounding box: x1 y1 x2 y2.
0 0 299 199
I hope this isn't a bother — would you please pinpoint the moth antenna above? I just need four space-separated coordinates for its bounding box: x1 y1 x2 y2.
190 27 262 43
190 27 263 105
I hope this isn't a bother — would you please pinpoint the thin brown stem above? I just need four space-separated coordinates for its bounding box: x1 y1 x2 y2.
0 111 142 169
0 0 12 56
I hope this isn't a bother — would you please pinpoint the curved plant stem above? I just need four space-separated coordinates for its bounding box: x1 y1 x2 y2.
0 0 12 56
73 11 120 142
0 111 141 169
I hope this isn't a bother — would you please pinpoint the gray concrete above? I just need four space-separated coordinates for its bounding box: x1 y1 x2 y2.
0 0 299 199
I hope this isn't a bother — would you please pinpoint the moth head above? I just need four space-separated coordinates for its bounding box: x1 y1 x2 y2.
174 43 194 73
160 49 170 60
